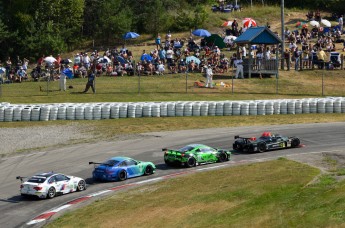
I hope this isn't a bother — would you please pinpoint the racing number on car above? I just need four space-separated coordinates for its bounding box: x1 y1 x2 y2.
280 142 285 148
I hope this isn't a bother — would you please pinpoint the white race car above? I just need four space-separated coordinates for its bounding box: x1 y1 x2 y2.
17 172 86 199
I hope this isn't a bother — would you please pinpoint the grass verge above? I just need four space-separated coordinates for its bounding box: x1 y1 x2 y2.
46 159 345 227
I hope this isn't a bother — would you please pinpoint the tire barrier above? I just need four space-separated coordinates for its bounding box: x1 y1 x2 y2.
0 97 345 122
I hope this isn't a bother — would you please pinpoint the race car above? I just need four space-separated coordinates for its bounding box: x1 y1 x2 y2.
163 144 231 168
17 172 86 199
233 131 301 153
89 156 156 181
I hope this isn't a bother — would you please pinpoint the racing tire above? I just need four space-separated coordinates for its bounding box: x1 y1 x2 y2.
144 165 154 175
291 138 300 148
233 142 243 151
186 157 197 168
77 180 86 191
257 142 266 153
118 170 127 181
47 187 56 199
164 159 172 166
218 152 228 162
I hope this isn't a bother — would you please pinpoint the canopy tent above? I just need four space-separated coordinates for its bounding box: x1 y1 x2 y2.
205 34 226 49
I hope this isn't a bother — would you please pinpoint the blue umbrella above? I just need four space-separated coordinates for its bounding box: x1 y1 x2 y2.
117 56 127 64
192 29 211 37
123 32 140 40
140 54 152 62
63 68 73 79
186 56 201 65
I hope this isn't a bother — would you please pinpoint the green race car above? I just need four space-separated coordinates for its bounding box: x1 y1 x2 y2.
163 144 231 168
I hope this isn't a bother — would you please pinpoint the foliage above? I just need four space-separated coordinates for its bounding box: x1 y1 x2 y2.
0 0 341 60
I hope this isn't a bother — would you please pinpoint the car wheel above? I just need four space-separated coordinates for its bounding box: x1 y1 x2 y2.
118 170 127 181
258 142 266 153
186 157 196 168
77 180 86 191
164 159 172 166
291 138 300 148
233 142 243 151
47 187 56 199
144 165 154 175
218 152 228 162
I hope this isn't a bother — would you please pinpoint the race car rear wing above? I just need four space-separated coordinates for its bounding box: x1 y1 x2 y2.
234 136 257 141
16 176 27 182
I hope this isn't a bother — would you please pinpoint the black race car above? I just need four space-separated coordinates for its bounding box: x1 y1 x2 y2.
233 132 301 153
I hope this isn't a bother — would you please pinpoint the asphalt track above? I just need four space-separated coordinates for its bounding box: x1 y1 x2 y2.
1 122 345 228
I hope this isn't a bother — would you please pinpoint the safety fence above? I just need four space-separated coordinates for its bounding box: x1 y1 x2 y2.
0 97 344 122
1 72 345 98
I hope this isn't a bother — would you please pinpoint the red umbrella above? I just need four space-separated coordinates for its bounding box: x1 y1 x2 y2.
242 18 257 28
222 21 233 27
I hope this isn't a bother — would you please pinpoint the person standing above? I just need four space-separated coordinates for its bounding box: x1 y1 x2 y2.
317 47 326 69
59 66 68 91
155 34 161 50
339 15 343 33
205 65 214 88
83 70 95 93
234 56 244 79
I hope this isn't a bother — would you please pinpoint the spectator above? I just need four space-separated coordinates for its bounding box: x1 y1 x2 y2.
188 60 196 72
83 70 95 93
339 15 343 32
231 18 238 36
5 57 11 80
157 61 165 75
16 67 27 82
317 47 326 69
234 56 244 79
59 66 68 91
293 47 301 70
205 65 214 88
155 34 161 49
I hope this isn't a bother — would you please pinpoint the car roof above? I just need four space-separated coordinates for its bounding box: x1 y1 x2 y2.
34 172 55 178
187 144 209 148
109 156 133 162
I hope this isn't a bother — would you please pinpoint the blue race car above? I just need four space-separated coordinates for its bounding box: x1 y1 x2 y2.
89 156 156 181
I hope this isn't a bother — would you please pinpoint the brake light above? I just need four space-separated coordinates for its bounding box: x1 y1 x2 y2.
20 184 23 189
33 186 43 191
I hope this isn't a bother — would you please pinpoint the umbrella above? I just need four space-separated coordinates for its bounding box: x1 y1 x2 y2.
321 19 331 27
60 59 72 64
223 35 237 43
222 21 233 27
309 20 320 27
140 54 152 62
0 67 5 74
98 56 111 63
44 56 57 63
62 68 73 79
192 29 211 37
296 21 308 28
116 56 127 64
186 56 201 65
123 32 140 40
242 18 257 27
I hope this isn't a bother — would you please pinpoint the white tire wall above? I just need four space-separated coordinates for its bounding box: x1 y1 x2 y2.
0 97 344 122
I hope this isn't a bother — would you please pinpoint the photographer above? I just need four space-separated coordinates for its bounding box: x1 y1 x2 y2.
83 70 95 93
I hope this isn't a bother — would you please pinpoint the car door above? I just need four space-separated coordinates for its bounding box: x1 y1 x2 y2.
125 159 141 178
54 174 71 194
201 147 216 162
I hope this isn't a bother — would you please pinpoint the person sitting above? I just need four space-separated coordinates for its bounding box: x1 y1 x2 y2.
16 67 27 82
115 63 125 76
169 59 177 74
157 61 165 75
188 60 196 72
178 59 187 73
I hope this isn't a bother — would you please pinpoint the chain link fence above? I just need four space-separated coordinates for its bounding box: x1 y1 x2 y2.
1 69 345 99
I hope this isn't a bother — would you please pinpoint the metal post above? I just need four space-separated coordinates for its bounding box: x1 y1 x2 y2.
138 70 141 94
46 69 49 96
280 0 285 70
231 63 234 94
322 66 325 96
185 68 188 93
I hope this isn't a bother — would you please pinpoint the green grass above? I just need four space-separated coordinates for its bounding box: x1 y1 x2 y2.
46 159 345 228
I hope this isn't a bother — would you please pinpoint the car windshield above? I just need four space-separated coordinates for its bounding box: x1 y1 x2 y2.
103 159 120 166
178 145 195 152
27 176 47 183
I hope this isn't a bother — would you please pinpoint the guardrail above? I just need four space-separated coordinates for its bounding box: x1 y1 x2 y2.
1 97 344 122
